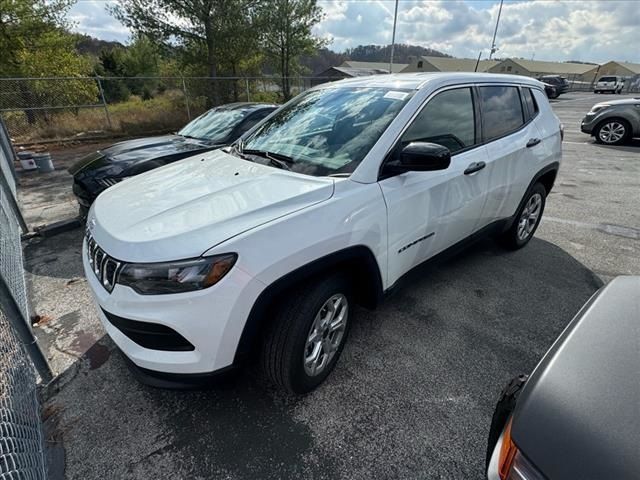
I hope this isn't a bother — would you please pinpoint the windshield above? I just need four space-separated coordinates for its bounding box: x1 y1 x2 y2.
178 108 248 143
598 77 617 82
240 87 413 176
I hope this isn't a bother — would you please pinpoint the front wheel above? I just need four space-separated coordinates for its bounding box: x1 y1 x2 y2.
595 119 629 145
499 183 546 250
261 275 352 394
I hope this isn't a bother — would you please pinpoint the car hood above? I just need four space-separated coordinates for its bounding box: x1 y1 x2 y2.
69 135 215 176
89 149 335 262
594 98 640 107
511 276 640 479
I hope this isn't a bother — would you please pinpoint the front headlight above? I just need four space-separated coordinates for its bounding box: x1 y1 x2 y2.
491 420 545 480
118 254 237 295
589 104 610 114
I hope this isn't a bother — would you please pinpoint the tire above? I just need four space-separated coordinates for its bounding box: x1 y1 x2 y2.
594 118 630 145
499 183 546 250
261 274 352 394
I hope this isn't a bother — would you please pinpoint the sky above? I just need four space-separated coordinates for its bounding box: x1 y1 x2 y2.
68 0 640 64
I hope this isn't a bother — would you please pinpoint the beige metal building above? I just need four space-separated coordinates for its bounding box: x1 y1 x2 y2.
339 61 408 74
595 61 640 77
401 56 499 73
488 58 599 82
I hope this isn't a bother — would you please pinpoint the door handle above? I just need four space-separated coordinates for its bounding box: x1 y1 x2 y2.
464 161 486 175
526 138 541 148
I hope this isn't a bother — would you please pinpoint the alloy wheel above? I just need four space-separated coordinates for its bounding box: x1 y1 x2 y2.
517 193 542 241
303 293 348 377
598 122 626 144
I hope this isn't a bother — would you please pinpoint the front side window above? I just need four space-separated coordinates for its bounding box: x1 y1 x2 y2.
400 87 476 154
240 87 413 176
479 86 525 141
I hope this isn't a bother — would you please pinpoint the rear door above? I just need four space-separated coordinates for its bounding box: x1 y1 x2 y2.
476 85 541 224
378 86 490 286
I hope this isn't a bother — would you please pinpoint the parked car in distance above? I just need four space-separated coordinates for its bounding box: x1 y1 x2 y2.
538 75 569 96
581 97 640 145
83 73 562 393
486 276 640 480
69 102 277 217
594 75 625 94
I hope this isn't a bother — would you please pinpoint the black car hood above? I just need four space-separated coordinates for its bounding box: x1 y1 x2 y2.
69 135 217 176
511 276 640 479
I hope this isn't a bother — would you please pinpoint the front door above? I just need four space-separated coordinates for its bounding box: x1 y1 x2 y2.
378 86 490 286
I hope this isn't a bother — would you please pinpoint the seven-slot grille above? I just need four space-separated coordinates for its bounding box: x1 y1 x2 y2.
86 234 121 292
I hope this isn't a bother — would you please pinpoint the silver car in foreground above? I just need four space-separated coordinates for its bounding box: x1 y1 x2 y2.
486 276 640 480
581 97 640 145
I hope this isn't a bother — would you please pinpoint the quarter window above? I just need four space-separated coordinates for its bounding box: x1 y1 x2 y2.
401 88 476 154
523 88 539 121
479 86 525 141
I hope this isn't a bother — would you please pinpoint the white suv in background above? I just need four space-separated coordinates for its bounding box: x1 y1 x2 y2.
594 76 625 94
84 73 562 393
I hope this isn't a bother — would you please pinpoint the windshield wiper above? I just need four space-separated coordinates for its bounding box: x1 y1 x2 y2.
242 149 294 171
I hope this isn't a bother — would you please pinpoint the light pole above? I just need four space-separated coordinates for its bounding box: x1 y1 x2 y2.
489 0 504 60
389 0 399 73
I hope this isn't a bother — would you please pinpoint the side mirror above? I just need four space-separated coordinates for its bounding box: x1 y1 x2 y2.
397 142 451 172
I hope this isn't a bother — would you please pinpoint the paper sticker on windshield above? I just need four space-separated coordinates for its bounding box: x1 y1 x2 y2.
384 91 409 101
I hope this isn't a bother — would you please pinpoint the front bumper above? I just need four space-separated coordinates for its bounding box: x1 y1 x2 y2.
82 239 265 376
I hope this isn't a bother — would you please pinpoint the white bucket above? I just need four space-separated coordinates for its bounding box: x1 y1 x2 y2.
17 151 37 170
20 158 37 170
33 152 55 172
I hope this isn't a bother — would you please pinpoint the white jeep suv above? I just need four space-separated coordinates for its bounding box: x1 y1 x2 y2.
84 73 562 393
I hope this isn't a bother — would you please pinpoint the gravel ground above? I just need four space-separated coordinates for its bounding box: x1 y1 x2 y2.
21 92 639 480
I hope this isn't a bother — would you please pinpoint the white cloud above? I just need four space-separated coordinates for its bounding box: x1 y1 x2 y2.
68 0 640 63
315 0 640 63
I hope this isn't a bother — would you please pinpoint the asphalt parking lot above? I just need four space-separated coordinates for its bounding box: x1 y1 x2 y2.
22 91 639 479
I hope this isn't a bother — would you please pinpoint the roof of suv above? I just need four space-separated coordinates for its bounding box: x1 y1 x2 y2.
315 72 544 91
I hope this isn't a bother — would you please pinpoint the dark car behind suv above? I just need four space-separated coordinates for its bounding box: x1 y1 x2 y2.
69 102 277 217
538 75 570 97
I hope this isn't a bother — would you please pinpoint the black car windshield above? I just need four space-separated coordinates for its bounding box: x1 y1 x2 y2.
599 77 617 82
240 87 413 176
178 107 250 143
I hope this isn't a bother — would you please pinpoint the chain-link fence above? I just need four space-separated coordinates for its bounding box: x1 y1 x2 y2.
0 117 49 479
2 73 638 145
0 76 333 144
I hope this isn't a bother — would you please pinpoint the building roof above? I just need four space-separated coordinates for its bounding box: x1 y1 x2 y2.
416 56 499 72
503 59 598 75
313 72 543 91
316 66 390 78
605 61 640 74
340 61 408 74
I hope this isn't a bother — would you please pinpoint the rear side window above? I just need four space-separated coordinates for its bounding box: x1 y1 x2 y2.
523 88 539 121
479 86 524 141
401 87 476 154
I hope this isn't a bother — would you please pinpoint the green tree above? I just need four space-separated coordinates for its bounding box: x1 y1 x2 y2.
257 0 325 100
110 0 260 105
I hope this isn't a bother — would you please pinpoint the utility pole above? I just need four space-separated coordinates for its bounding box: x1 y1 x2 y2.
389 0 399 74
489 0 504 60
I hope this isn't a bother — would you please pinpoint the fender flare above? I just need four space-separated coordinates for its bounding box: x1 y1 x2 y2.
233 245 384 363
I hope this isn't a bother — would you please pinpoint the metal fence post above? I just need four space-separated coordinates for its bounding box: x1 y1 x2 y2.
182 77 191 120
96 77 112 129
245 78 251 102
0 278 52 383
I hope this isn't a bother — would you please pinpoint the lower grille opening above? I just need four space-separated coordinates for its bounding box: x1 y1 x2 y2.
102 309 195 352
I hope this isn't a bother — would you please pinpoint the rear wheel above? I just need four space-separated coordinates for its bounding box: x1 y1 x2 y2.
261 275 352 394
595 119 630 145
499 183 546 250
